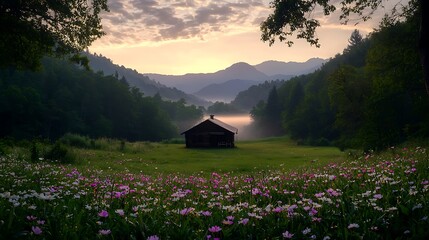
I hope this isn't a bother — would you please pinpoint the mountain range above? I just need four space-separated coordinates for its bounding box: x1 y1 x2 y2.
145 58 326 101
254 58 327 76
193 79 260 102
85 52 326 105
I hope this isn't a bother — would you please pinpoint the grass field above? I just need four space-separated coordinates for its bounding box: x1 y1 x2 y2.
73 137 344 175
1 138 428 239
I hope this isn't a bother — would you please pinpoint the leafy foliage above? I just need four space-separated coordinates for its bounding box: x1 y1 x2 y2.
207 102 244 114
253 12 429 149
0 0 108 70
44 141 75 164
261 0 429 96
0 57 202 141
231 80 285 111
261 0 336 47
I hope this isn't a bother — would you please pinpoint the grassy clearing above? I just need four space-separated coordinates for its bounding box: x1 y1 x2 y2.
72 137 344 175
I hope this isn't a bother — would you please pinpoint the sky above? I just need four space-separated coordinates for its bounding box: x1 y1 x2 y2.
89 0 407 75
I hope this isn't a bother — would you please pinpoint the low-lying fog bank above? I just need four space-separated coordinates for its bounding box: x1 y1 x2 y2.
205 114 258 140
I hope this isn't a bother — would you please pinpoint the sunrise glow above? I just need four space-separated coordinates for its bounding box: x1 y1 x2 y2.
88 0 399 75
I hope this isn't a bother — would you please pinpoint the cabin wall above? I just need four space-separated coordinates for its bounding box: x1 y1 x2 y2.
183 120 236 148
184 132 235 148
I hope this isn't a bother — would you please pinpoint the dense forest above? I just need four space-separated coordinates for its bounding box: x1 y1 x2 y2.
0 57 203 141
231 80 285 111
84 53 210 107
250 12 429 150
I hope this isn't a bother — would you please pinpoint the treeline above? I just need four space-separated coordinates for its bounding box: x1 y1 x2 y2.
207 101 245 115
231 80 285 112
251 13 429 150
85 52 210 107
0 57 202 141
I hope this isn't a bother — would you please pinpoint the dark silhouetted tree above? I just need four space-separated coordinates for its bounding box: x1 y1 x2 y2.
261 0 429 95
344 29 363 53
0 0 109 70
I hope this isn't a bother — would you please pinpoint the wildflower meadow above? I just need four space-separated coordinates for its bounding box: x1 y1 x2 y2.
0 146 428 239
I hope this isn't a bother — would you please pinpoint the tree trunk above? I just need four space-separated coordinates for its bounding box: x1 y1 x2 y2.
419 0 429 95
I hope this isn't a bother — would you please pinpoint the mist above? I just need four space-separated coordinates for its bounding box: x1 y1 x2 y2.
206 114 261 140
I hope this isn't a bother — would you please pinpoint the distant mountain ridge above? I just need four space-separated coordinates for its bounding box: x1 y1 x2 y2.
86 53 326 104
193 79 259 103
254 58 327 76
146 62 272 93
145 58 326 95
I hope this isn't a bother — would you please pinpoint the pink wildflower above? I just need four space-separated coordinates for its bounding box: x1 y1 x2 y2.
348 223 360 229
208 226 222 233
309 208 318 216
115 209 125 216
238 218 249 225
282 230 294 239
32 226 42 235
147 235 159 240
201 211 212 217
373 194 383 200
98 210 109 218
180 207 194 215
326 188 340 197
99 229 111 235
27 215 37 221
222 220 233 225
273 207 283 213
252 188 261 195
315 192 325 198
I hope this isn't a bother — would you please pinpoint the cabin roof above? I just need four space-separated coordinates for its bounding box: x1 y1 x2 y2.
181 116 238 135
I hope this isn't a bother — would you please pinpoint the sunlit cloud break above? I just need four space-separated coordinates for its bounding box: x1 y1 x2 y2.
97 0 268 46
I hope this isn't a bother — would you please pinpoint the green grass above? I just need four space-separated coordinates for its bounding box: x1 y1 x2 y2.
73 137 344 175
1 140 428 239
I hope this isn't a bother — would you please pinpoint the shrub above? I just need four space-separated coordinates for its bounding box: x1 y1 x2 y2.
44 141 76 164
30 142 39 163
0 142 8 156
119 140 126 152
92 138 116 151
59 133 92 148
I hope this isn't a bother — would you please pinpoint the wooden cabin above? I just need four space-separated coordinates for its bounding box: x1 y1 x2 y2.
181 115 238 148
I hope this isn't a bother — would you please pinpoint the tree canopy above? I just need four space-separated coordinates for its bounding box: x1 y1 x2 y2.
0 57 203 141
261 0 429 94
252 14 428 149
0 0 109 70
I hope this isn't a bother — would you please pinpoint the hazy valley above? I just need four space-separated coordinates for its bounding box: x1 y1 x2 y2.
87 52 326 105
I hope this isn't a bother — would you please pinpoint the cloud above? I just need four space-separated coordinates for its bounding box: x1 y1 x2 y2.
97 0 268 46
96 0 401 47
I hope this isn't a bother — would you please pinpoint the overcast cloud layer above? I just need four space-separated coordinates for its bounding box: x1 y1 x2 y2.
98 0 269 46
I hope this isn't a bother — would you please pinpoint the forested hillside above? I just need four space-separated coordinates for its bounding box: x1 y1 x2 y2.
231 80 285 111
251 13 429 149
84 53 210 107
0 57 203 141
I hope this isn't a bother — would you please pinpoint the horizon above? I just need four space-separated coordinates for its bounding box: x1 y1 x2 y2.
92 54 326 76
88 0 405 75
